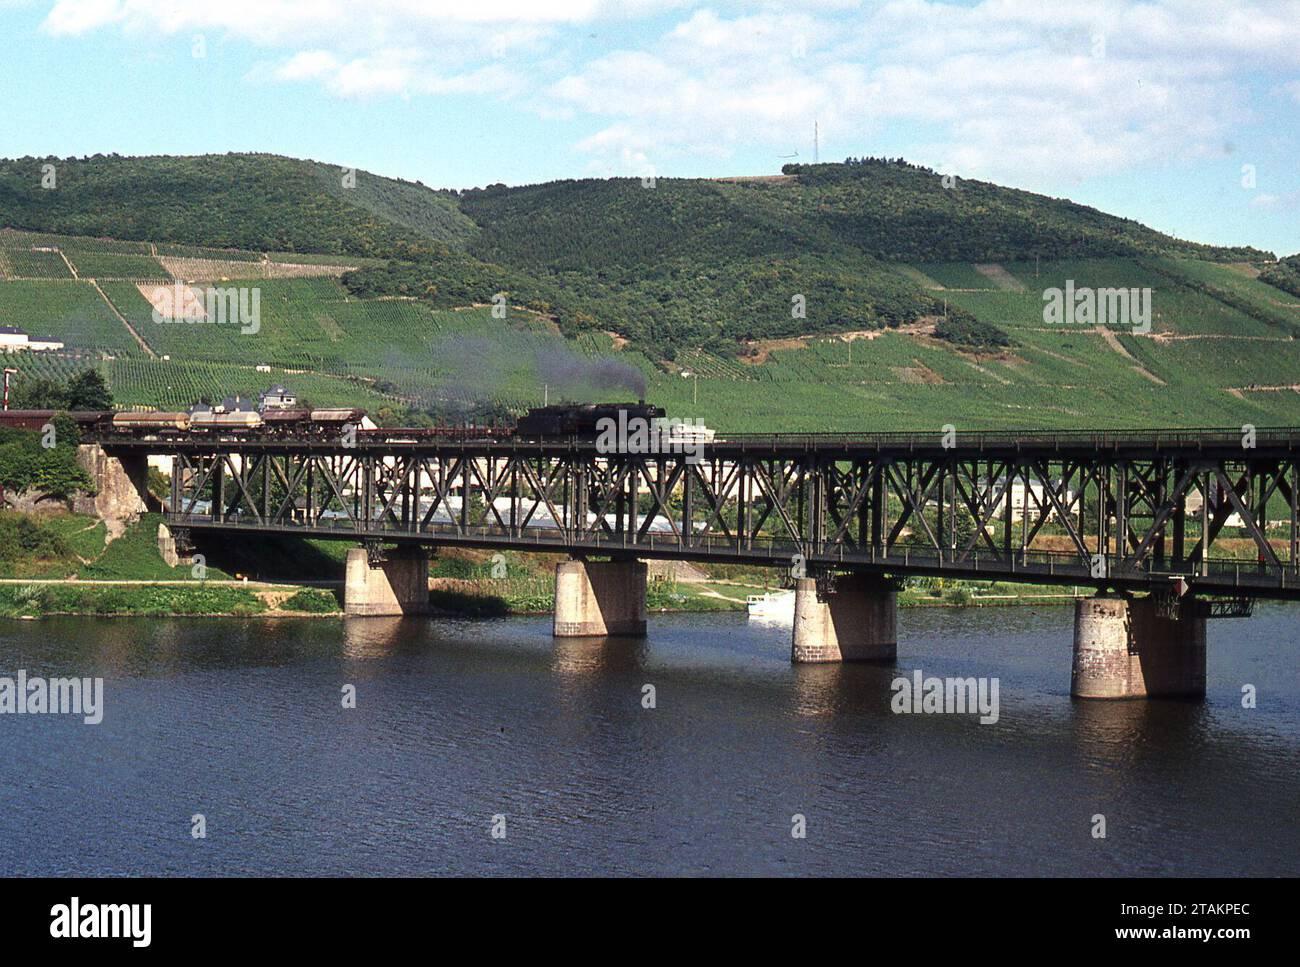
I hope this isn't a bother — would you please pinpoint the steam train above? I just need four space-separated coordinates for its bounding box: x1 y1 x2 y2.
513 401 665 438
0 401 673 442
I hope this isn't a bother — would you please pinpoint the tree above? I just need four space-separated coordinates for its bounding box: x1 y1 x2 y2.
66 369 113 410
10 377 69 410
0 425 91 497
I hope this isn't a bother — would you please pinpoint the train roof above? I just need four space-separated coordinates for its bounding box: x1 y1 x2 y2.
0 409 107 422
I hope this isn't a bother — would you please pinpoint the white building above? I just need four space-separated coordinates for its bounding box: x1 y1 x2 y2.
259 384 297 410
985 476 1077 523
0 326 64 352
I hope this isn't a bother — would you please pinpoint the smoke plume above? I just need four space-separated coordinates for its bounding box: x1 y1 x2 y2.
533 346 647 400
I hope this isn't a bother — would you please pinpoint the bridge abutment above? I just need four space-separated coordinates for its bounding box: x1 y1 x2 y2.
553 559 647 637
792 575 897 663
1071 596 1205 699
343 546 430 617
74 444 151 522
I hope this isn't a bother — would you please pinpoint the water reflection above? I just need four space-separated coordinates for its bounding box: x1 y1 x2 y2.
0 606 1297 876
340 615 410 660
1070 697 1208 773
789 662 898 720
550 634 647 679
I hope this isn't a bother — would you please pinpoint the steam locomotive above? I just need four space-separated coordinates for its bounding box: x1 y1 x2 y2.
513 401 666 438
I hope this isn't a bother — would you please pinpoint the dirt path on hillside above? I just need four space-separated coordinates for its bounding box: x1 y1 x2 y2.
710 174 797 185
894 265 946 290
1023 327 1292 343
974 263 1026 292
1094 324 1165 385
1149 332 1294 343
1228 384 1300 397
90 279 157 358
740 321 938 365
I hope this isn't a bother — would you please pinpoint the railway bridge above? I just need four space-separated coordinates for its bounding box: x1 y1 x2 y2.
89 424 1300 700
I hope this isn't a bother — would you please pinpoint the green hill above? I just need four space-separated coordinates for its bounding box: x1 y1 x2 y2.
0 153 467 258
0 152 1296 431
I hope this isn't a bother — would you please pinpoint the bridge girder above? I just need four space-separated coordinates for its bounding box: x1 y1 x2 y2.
152 440 1300 598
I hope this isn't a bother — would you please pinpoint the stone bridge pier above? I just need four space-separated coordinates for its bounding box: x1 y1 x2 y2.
792 574 897 663
75 444 153 520
344 546 430 616
553 558 647 637
1071 595 1206 699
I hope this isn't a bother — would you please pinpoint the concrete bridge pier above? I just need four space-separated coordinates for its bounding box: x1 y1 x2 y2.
1071 595 1206 699
792 575 897 663
553 558 647 637
343 546 430 616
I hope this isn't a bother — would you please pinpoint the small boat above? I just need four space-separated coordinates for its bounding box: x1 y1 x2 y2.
747 589 796 622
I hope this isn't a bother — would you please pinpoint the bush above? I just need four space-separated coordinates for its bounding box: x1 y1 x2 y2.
0 512 72 562
0 424 92 497
0 583 265 616
280 588 340 613
945 586 974 606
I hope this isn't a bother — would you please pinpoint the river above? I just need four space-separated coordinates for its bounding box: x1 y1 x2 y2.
2 605 1297 876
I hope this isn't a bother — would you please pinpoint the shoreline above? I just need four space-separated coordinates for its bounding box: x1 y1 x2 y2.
0 580 1085 620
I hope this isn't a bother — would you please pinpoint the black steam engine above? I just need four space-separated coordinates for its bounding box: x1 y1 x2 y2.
513 401 666 440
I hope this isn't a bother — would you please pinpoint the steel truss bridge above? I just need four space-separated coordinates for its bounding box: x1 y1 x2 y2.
107 426 1300 599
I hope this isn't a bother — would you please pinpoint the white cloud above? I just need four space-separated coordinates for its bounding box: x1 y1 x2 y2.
549 1 1300 182
274 50 339 82
32 0 1300 185
260 48 523 99
41 0 121 34
1251 191 1299 212
40 0 672 40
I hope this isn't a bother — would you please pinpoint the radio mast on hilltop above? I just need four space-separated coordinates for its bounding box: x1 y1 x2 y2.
814 120 819 164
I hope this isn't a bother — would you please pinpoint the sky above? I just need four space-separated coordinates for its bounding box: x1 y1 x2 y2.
0 0 1297 255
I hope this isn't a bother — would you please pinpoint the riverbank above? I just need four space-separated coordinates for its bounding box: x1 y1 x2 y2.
0 571 1086 620
426 573 1087 619
0 581 339 618
0 509 1086 619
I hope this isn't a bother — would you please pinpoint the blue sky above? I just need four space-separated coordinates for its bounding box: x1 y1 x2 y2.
1 0 1297 255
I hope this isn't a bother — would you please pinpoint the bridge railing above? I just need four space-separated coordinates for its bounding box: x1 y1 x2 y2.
711 427 1300 451
100 426 1300 453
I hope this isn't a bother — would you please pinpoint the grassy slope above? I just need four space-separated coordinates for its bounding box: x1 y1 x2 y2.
1 251 1298 428
0 154 1295 429
0 511 341 616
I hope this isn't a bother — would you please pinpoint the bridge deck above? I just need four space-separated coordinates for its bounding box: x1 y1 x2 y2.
168 512 1300 598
